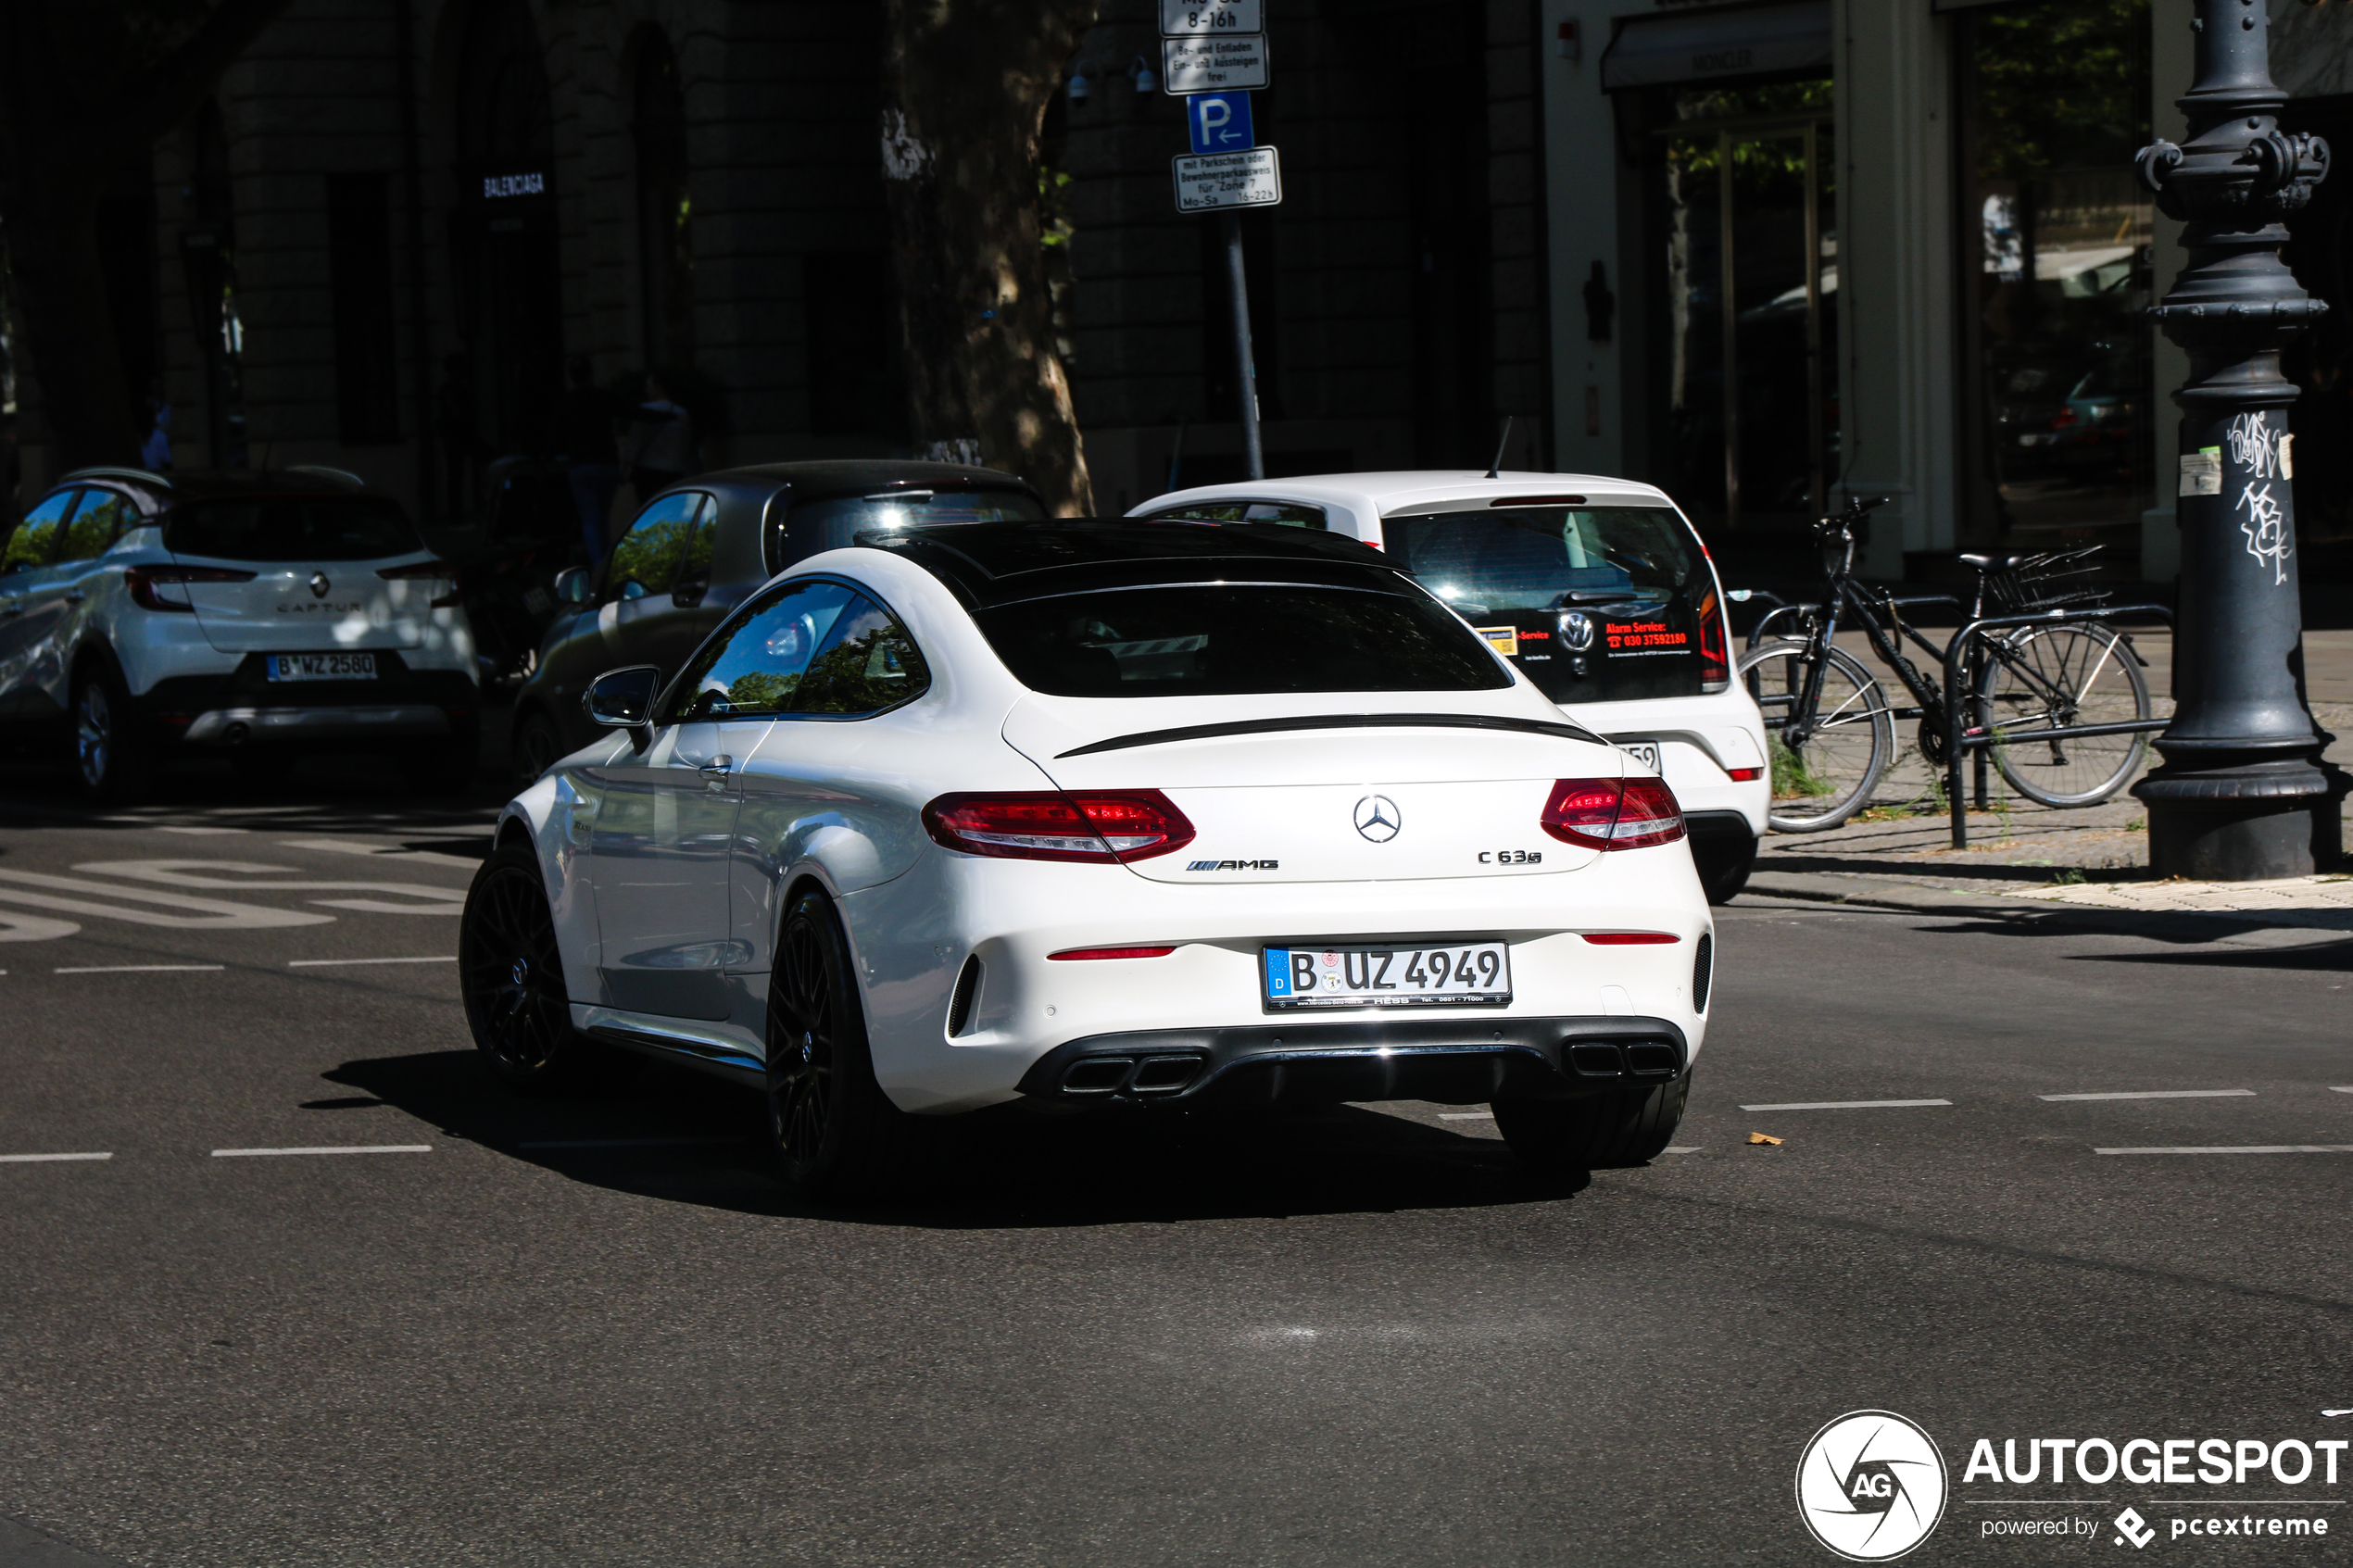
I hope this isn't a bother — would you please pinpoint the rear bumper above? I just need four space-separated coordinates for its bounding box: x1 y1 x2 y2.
1016 1014 1689 1107
182 704 455 745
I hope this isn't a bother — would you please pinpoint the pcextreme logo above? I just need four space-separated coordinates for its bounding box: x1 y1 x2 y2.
1796 1410 1950 1562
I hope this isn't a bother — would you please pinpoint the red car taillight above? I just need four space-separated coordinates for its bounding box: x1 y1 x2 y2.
123 564 256 612
1539 777 1686 850
922 790 1197 863
1696 584 1730 693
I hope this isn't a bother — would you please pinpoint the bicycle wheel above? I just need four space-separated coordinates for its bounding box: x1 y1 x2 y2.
1974 622 2152 807
1736 638 1895 833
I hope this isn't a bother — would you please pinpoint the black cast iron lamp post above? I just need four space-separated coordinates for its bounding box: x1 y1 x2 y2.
2131 0 2347 879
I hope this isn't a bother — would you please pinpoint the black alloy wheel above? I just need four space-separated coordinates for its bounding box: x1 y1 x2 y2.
512 709 561 789
460 845 594 1091
1493 1070 1691 1173
764 888 913 1198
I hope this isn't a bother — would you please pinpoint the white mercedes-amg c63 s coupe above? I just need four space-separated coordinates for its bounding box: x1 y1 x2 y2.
462 521 1716 1197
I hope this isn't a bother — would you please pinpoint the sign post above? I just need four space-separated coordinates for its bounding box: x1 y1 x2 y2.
1164 6 1275 482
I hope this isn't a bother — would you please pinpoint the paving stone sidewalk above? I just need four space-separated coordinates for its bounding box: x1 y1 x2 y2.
1741 695 2353 937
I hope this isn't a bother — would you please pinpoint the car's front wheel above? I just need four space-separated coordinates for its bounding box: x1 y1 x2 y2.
459 844 599 1093
69 662 145 802
1493 1072 1691 1173
764 888 916 1199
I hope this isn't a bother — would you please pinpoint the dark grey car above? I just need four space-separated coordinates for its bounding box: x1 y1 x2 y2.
508 461 1045 782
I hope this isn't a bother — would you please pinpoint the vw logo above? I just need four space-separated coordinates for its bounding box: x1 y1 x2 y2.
1353 794 1402 843
1561 610 1596 651
308 571 332 599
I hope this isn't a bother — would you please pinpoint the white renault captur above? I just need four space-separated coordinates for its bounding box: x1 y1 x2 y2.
0 468 478 797
466 520 1715 1198
1131 473 1770 901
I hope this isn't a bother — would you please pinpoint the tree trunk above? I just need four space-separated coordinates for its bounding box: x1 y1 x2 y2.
3 171 139 470
880 0 1098 515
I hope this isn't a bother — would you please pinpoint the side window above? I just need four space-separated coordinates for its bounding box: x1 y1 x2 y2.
57 493 136 564
1145 501 1326 529
666 578 860 722
791 593 931 716
605 492 710 601
3 490 79 573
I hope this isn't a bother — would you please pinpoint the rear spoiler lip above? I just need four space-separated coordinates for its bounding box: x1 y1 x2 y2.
1054 711 1606 759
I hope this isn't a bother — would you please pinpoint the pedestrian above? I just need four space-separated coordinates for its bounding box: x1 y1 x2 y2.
435 354 487 521
623 371 694 498
140 381 174 471
556 358 623 566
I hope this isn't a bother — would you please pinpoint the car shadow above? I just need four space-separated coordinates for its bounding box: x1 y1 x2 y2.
1920 915 2353 965
323 1049 1587 1229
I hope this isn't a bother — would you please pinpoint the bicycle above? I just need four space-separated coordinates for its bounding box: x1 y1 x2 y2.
1730 496 2154 833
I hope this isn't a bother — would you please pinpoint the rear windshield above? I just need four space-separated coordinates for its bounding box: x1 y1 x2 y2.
165 497 422 563
1385 507 1711 702
774 489 1047 571
975 583 1509 698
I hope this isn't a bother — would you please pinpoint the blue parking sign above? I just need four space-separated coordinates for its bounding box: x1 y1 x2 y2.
1185 91 1255 155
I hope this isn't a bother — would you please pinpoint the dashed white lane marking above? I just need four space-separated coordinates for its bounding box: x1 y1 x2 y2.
156 826 246 835
2040 1089 2256 1101
2095 1146 2353 1157
518 1136 742 1149
287 956 457 968
1739 1099 1953 1111
2334 1087 2353 1095
210 1145 433 1158
1438 1111 1493 1121
0 1151 114 1163
55 964 225 974
1662 1146 1702 1154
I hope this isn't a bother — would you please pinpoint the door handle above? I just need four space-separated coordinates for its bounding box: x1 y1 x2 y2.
63 589 86 604
698 754 734 787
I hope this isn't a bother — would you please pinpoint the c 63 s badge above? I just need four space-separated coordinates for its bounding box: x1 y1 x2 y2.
1187 859 1280 871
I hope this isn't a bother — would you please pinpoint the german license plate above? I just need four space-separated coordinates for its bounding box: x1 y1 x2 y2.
1618 740 1662 773
1263 941 1511 1010
265 653 376 682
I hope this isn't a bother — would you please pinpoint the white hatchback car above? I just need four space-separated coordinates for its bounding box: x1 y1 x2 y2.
0 467 478 797
466 521 1714 1197
1131 472 1770 901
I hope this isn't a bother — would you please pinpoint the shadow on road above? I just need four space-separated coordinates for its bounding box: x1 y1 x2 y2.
1921 914 2353 962
324 1048 1579 1229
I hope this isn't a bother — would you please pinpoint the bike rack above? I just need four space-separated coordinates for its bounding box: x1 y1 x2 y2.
1941 605 2174 850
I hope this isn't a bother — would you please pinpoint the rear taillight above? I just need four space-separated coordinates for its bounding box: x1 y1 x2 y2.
378 560 463 607
1696 585 1730 693
123 564 255 612
1539 777 1686 850
922 790 1196 863
1727 765 1763 782
1580 932 1681 945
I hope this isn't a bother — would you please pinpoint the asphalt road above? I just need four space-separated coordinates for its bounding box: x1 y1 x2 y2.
2 759 2350 1566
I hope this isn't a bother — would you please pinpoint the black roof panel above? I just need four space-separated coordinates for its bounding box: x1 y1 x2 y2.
854 519 1402 607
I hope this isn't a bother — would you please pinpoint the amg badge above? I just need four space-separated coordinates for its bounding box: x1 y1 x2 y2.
1187 859 1280 871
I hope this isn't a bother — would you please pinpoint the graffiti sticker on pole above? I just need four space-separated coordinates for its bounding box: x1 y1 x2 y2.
1173 146 1282 213
1163 34 1269 94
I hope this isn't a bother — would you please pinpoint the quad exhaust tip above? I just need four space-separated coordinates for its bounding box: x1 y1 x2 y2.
1059 1053 1207 1098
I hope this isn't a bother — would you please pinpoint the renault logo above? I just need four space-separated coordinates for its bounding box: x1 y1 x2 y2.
1353 794 1402 843
308 571 332 599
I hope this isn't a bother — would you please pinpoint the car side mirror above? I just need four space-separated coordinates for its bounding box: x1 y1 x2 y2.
554 566 590 605
584 664 661 753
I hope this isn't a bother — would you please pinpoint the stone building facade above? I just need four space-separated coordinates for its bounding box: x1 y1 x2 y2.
7 0 1551 527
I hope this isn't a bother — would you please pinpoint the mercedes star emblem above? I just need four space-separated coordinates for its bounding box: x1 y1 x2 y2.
1353 794 1402 843
308 571 332 599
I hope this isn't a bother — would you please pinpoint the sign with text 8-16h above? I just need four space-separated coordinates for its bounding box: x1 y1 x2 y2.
1173 146 1281 213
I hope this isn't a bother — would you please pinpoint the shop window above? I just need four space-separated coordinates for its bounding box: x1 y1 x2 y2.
328 174 400 445
1953 0 2153 552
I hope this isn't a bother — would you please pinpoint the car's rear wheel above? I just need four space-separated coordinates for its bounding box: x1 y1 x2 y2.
765 887 915 1199
460 844 598 1093
1493 1072 1691 1172
69 662 145 802
511 709 561 789
1694 835 1756 905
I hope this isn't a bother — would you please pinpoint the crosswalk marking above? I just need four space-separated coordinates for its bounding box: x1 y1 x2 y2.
0 869 332 930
